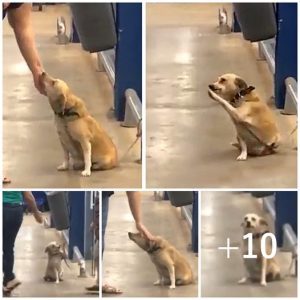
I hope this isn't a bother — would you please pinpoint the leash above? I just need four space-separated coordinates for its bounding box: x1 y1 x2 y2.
120 119 142 162
62 242 71 269
289 123 297 136
286 253 297 278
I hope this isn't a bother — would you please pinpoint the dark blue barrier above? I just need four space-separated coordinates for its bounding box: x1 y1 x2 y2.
114 3 142 121
274 3 297 108
275 191 297 247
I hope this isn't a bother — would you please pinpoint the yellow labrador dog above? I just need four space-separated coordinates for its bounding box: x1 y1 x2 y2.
128 232 194 289
41 72 118 176
208 73 280 161
239 213 281 286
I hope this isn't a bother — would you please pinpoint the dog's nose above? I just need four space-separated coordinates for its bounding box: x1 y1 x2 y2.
246 221 251 227
208 84 214 90
41 71 46 76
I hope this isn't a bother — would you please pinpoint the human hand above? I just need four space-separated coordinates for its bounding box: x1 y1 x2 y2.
136 222 154 240
33 71 46 95
33 211 43 224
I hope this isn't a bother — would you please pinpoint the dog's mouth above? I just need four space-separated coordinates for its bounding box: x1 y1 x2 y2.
208 84 221 92
40 72 55 86
246 223 254 229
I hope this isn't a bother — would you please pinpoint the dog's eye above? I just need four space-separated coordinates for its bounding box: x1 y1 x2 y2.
251 217 256 221
219 78 226 83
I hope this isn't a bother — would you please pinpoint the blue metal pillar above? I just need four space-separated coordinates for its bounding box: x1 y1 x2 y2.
68 192 85 259
114 3 142 121
84 192 94 260
274 3 297 108
274 191 297 247
192 192 198 253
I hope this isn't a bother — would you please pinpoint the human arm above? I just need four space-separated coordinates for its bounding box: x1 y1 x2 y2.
22 191 43 223
7 3 45 94
126 191 154 240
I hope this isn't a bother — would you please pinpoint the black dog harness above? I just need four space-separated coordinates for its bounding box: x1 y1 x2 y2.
55 107 80 119
147 245 161 254
230 86 256 107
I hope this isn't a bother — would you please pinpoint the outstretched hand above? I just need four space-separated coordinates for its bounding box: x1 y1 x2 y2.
33 211 43 224
33 72 46 95
136 222 154 241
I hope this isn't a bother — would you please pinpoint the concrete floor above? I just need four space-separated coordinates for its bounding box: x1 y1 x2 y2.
146 3 297 188
102 192 198 297
7 214 97 297
201 192 297 297
3 5 141 188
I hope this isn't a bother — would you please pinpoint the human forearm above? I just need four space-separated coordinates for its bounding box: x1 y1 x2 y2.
126 192 154 240
126 191 142 224
8 4 43 76
15 27 43 75
22 191 39 213
22 191 43 223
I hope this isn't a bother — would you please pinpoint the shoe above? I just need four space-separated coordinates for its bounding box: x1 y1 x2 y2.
5 278 21 291
85 284 99 292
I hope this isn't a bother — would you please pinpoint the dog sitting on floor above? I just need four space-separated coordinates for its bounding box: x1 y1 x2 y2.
41 72 118 176
239 213 281 286
128 232 194 289
208 73 280 161
44 241 68 283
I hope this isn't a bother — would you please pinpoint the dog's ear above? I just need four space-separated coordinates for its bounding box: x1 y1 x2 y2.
240 86 255 96
235 77 248 90
259 218 268 227
45 246 49 253
240 222 244 227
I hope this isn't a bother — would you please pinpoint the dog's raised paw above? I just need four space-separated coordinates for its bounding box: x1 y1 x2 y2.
81 170 91 177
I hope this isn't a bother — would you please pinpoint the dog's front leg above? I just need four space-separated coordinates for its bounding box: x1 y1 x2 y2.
80 140 92 177
167 265 176 289
260 257 267 286
208 89 242 122
57 137 70 171
57 149 70 171
55 269 59 284
236 136 247 161
153 274 164 286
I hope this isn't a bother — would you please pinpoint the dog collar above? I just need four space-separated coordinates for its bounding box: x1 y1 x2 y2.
231 86 255 107
234 86 256 100
253 230 269 239
147 246 161 254
56 107 79 118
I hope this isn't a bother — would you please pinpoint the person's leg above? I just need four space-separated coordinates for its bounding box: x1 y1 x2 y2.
3 205 23 287
102 195 109 257
101 194 122 294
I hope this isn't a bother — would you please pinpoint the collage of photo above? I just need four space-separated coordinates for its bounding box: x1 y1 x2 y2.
2 1 298 299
